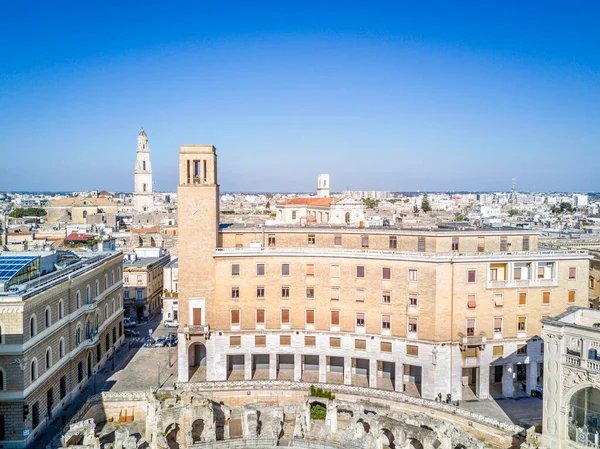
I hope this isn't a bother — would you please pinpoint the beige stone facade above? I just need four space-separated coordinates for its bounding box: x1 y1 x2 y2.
176 144 591 404
589 257 600 308
0 250 124 448
123 253 170 320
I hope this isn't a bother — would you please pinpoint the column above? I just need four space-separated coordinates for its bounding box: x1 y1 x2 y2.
294 353 302 382
479 363 490 399
369 359 378 388
319 355 327 383
395 362 404 392
344 357 352 385
527 362 538 396
269 353 277 380
177 335 189 382
502 363 514 398
244 354 252 381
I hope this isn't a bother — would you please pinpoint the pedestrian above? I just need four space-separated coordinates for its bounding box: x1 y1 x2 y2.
438 392 442 403
446 393 451 404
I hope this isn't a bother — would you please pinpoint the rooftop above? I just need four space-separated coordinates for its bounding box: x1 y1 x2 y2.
543 307 600 331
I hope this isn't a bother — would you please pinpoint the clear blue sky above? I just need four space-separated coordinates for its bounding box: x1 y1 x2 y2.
1 1 598 193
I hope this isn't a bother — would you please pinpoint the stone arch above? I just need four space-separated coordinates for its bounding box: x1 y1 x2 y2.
30 314 37 337
191 418 205 443
45 346 53 369
380 428 396 449
59 337 65 358
407 438 423 449
165 422 180 449
58 298 64 319
76 290 81 308
355 418 371 438
188 342 207 381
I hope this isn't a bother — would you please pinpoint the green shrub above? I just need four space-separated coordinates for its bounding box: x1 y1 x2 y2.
310 403 326 420
309 385 335 400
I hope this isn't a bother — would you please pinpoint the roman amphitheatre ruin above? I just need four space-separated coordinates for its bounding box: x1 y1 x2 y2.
54 381 526 449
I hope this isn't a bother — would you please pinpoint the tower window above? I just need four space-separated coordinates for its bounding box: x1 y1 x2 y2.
142 161 146 170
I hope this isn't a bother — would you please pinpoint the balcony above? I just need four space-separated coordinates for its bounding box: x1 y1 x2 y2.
183 324 210 337
565 355 600 373
487 278 558 289
458 333 487 350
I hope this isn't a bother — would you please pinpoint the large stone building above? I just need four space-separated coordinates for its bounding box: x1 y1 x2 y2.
133 129 155 213
176 144 590 403
45 198 119 224
0 249 124 448
540 307 600 448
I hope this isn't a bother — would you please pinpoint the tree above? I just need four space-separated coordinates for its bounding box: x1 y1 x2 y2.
507 209 519 216
363 198 380 209
420 194 432 213
551 202 574 214
9 207 47 218
413 205 419 213
455 214 465 222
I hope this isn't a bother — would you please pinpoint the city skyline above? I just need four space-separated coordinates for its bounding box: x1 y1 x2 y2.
1 2 599 192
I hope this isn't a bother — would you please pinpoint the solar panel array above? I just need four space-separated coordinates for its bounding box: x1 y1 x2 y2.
0 256 38 281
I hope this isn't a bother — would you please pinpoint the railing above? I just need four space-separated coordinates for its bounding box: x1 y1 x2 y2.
487 278 559 289
459 334 486 348
588 360 600 372
565 355 581 367
184 324 210 336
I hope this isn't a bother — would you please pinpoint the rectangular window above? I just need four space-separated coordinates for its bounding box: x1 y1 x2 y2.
304 336 316 346
494 293 503 307
291 211 297 220
519 292 527 305
306 264 315 276
306 309 315 325
477 237 485 252
255 335 266 347
381 342 392 353
356 312 365 328
500 237 508 251
268 234 276 247
281 263 290 276
452 237 459 251
331 310 340 326
77 361 83 382
408 269 418 282
382 267 391 280
537 266 545 279
518 316 527 332
356 265 365 278
490 268 498 281
330 287 340 301
493 345 504 357
281 309 290 325
382 314 391 330
356 289 366 302
306 287 315 299
308 234 316 245
523 237 530 251
355 339 367 350
361 235 369 248
230 336 241 347
280 335 291 346
330 337 341 348
407 345 419 357
467 294 476 308
543 291 550 304
409 293 418 307
467 270 476 283
256 264 265 276
569 290 576 303
418 237 426 252
334 234 342 246
230 309 240 326
517 345 527 356
231 287 240 299
124 290 130 300
569 267 577 280
256 309 265 326
494 317 503 333
330 264 340 278
514 267 522 280
590 278 596 289
32 402 39 429
466 318 475 336
382 291 391 304
408 317 418 333
389 236 397 249
256 286 265 298
281 286 290 298
464 347 478 358
60 375 67 399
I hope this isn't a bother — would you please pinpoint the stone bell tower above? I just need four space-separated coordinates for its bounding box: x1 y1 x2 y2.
177 144 220 381
133 128 154 212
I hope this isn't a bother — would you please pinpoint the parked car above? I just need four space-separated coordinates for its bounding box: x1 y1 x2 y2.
124 328 140 337
143 337 155 347
165 334 178 347
155 336 167 347
163 319 179 328
124 317 137 328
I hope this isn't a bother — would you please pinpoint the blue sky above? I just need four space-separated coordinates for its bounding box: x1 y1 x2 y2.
0 1 598 193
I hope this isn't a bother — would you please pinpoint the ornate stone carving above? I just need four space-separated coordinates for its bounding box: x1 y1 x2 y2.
563 366 589 392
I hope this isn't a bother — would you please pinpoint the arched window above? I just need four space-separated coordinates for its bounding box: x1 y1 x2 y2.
112 299 115 314
86 285 91 302
118 294 121 308
143 183 147 192
95 312 100 330
45 306 52 328
76 325 82 346
111 270 115 285
59 338 65 359
104 274 108 290
82 210 87 219
104 305 108 321
95 281 99 298
45 347 52 369
0 323 4 344
58 299 64 320
142 161 146 170
30 315 37 338
0 368 5 390
30 358 38 382
76 291 81 309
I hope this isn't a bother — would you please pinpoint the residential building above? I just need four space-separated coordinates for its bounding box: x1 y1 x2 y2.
0 249 123 448
541 307 600 448
122 248 169 320
176 144 590 403
162 257 179 322
590 257 600 309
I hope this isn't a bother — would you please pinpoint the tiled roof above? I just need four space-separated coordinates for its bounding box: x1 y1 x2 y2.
277 197 335 207
65 233 96 242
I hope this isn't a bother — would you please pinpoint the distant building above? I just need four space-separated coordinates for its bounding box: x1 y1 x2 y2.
45 197 118 224
133 129 154 213
162 258 179 322
122 248 169 320
0 249 123 447
317 174 330 198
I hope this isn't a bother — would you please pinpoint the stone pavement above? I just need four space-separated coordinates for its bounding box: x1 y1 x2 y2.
457 396 543 428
